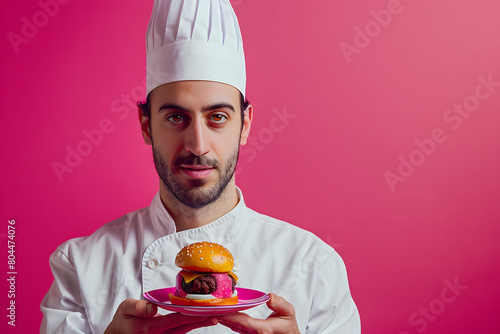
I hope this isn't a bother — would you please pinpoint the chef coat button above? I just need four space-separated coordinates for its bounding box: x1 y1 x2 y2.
147 259 159 270
233 260 241 272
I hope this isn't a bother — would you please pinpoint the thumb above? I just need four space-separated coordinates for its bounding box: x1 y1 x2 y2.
121 298 158 318
266 293 295 318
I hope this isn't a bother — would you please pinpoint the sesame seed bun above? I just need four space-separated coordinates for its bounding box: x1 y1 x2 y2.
175 241 234 273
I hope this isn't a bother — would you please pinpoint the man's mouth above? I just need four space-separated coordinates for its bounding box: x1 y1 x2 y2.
179 164 214 178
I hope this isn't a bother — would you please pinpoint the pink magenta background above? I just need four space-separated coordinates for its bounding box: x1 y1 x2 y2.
1 0 500 333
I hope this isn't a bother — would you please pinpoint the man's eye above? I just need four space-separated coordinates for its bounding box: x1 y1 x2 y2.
167 115 183 123
210 114 227 123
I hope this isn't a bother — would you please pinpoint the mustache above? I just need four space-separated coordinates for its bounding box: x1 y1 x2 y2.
173 153 221 168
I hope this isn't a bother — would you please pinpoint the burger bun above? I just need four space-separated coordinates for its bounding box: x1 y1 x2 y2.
175 241 234 273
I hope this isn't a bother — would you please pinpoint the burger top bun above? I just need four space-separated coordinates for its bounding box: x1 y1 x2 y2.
175 241 234 273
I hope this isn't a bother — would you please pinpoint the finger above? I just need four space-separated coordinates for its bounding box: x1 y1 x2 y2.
120 298 158 318
218 312 263 333
217 319 249 334
162 316 218 334
143 313 216 333
218 317 252 334
267 293 295 318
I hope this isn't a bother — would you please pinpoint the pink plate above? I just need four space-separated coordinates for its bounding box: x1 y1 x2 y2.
143 287 269 316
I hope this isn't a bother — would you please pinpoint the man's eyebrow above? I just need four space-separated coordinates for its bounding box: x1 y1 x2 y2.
202 103 235 113
157 102 235 113
158 103 189 112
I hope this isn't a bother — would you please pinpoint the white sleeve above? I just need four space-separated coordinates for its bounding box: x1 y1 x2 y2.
306 251 361 334
40 248 91 334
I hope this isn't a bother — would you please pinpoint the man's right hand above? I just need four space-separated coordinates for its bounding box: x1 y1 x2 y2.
104 298 218 334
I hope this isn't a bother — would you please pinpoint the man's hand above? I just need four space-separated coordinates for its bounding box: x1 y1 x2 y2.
217 293 301 334
104 298 218 334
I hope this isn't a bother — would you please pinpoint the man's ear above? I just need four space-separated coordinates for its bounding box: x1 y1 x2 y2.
240 104 253 145
138 108 152 145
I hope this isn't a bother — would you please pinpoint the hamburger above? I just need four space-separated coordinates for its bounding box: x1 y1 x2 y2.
169 241 238 306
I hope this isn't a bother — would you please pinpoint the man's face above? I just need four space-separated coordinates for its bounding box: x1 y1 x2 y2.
143 81 251 208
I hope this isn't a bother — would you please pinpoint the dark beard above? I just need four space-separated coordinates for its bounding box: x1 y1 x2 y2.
152 145 239 209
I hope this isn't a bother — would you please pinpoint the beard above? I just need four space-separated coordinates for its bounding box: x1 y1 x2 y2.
152 145 239 209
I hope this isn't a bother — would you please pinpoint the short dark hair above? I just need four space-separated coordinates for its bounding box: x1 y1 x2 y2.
137 92 250 128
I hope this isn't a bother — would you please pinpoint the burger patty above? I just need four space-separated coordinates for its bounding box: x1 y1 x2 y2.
181 274 237 294
182 274 216 294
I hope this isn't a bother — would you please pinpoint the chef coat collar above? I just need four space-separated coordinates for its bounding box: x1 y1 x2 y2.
149 187 245 238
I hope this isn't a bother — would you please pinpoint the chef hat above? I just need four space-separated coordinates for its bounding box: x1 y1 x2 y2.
146 0 246 97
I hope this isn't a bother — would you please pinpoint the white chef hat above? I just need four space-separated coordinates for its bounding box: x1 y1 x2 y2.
146 0 246 97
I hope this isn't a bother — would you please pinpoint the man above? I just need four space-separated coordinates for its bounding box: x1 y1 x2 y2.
41 1 360 333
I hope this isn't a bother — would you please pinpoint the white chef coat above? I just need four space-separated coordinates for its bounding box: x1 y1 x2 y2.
40 189 360 333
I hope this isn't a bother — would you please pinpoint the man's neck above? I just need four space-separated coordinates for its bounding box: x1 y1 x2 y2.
159 181 239 232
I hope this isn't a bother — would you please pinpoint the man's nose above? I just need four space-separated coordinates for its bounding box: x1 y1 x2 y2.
185 119 209 156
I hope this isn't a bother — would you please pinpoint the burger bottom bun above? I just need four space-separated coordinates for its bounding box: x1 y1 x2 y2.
169 293 238 306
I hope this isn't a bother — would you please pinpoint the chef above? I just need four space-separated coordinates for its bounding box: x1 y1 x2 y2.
40 0 361 333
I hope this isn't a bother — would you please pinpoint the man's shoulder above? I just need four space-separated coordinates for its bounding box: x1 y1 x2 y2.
97 205 150 235
55 205 150 256
243 207 296 229
243 207 334 251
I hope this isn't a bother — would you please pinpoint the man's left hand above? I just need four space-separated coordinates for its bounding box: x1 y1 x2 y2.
217 293 301 334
